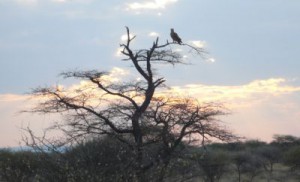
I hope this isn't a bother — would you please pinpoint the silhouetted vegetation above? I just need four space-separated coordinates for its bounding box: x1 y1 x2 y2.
1 135 300 181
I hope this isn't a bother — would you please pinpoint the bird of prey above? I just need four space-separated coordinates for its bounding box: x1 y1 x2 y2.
170 28 182 44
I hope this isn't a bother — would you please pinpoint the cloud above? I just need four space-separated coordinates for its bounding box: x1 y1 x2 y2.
167 78 300 108
104 67 130 82
1 77 300 146
0 68 129 147
125 0 178 11
0 94 29 102
120 33 135 42
43 77 300 142
163 77 300 141
148 32 159 37
115 33 136 57
161 78 300 141
115 47 124 57
0 93 65 147
0 94 33 147
190 40 207 48
63 74 299 112
188 40 216 63
206 58 215 63
223 90 300 142
68 67 130 91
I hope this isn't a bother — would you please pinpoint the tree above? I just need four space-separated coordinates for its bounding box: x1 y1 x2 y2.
196 149 230 182
63 137 136 181
242 155 263 182
256 145 280 174
243 140 266 150
271 134 300 149
0 150 40 182
284 146 300 171
231 151 250 182
231 151 263 182
25 27 236 181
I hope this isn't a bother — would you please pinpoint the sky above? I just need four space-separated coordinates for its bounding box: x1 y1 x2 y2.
1 0 300 147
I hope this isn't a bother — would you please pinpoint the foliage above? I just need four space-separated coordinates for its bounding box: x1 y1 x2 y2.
255 145 281 173
1 136 300 181
284 146 300 171
0 150 38 182
196 149 230 182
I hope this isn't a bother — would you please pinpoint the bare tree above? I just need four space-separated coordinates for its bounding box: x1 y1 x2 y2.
24 27 236 181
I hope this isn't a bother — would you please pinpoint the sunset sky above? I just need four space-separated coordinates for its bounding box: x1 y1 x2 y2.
1 0 300 147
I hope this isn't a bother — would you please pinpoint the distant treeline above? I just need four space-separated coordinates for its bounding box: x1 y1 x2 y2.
1 134 300 182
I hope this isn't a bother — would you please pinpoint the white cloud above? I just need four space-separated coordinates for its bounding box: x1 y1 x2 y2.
68 67 130 90
190 40 207 48
206 58 215 63
0 94 29 102
120 33 135 42
125 0 178 11
167 78 300 108
115 47 124 57
115 33 135 57
106 67 130 82
149 32 159 37
0 94 36 147
163 78 300 141
189 40 216 63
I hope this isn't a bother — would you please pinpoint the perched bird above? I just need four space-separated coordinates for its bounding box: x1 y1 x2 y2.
170 28 182 44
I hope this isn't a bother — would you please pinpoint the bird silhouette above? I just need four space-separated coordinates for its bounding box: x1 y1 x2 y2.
170 28 182 44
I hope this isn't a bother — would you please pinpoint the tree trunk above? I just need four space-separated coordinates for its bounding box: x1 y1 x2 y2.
238 167 241 182
157 160 170 182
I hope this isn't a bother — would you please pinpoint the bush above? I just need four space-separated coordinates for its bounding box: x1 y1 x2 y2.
284 146 300 171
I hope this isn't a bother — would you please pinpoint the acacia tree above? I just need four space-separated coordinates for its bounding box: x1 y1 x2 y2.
25 27 236 181
231 151 250 182
197 150 230 182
